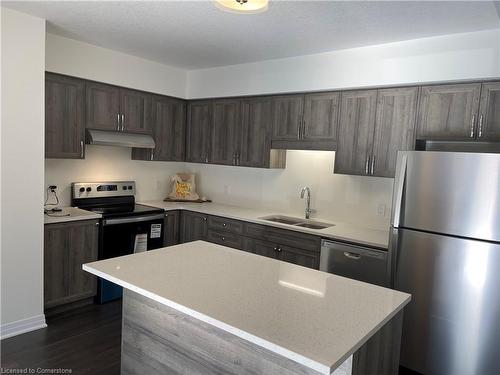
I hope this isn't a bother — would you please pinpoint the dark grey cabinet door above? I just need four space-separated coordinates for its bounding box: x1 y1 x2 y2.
239 97 273 168
211 99 240 165
133 96 186 161
86 81 120 131
180 211 208 243
272 95 304 140
244 238 278 259
478 82 500 141
163 211 180 247
335 90 378 175
371 87 418 177
416 83 481 140
186 101 213 163
45 73 85 159
120 88 152 134
44 220 98 309
278 245 320 270
302 92 340 141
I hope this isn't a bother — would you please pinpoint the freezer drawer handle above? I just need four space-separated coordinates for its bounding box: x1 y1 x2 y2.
343 251 361 260
103 213 165 226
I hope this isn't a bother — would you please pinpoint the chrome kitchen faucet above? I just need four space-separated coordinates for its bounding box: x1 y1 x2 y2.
300 186 312 219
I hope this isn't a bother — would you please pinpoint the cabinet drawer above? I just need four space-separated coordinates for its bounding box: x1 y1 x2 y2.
207 230 244 250
208 215 244 234
244 223 321 252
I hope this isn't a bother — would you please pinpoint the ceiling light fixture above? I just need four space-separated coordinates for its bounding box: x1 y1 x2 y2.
215 0 269 14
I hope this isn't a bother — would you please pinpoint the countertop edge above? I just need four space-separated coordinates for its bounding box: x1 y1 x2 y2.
44 213 102 225
141 202 389 250
82 263 332 375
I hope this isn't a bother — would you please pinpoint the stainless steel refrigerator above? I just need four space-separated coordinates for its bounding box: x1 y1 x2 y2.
390 151 500 375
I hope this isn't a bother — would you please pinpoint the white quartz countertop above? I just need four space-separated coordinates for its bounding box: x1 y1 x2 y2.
83 241 410 374
140 200 390 249
44 207 101 224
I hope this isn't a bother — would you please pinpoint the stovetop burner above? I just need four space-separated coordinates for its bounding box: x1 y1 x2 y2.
70 181 163 218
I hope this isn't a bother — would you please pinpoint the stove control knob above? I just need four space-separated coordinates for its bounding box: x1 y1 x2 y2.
128 186 133 190
122 186 127 190
86 187 92 192
79 187 85 193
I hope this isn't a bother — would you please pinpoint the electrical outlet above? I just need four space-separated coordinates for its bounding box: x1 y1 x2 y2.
377 203 387 217
224 185 232 195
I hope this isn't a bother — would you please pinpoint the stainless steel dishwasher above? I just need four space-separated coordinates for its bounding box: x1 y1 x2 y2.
320 239 390 287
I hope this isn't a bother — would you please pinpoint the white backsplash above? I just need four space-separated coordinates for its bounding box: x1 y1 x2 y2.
45 147 393 230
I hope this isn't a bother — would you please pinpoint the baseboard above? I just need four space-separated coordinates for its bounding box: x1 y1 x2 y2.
0 314 47 339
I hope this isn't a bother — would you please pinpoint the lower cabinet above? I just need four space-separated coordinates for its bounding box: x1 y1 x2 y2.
243 238 320 269
180 211 208 243
163 211 180 247
44 220 99 310
179 213 321 270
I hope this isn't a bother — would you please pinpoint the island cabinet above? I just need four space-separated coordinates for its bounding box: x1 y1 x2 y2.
83 242 410 375
45 73 85 159
163 211 180 247
86 81 151 134
132 96 186 161
44 219 99 311
179 211 208 243
335 87 418 178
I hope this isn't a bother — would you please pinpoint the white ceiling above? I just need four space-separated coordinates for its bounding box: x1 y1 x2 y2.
4 1 500 69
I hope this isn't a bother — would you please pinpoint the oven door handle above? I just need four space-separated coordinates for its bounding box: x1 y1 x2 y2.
103 213 165 226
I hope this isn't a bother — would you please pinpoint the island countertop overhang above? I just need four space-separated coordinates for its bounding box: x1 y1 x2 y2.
83 241 410 374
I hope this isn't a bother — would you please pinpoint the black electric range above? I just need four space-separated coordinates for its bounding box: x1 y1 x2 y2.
71 181 166 303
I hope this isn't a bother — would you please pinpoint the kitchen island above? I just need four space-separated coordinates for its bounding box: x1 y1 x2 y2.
83 241 410 375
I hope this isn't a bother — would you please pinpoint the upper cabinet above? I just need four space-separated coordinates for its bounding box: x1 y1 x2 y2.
186 100 213 163
45 73 85 159
477 82 500 141
371 87 418 177
85 81 120 131
335 90 378 176
211 99 241 165
272 95 304 141
239 97 274 168
416 83 481 140
335 87 418 178
132 95 186 161
119 88 151 134
86 81 151 134
302 92 340 141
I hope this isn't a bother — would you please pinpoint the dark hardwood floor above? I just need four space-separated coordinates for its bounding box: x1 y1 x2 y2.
1 300 421 375
1 301 122 374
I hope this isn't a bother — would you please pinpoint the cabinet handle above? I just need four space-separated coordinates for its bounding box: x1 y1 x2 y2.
80 140 84 158
277 246 282 252
470 114 476 138
117 113 120 131
344 251 361 260
237 151 240 166
273 246 278 251
301 120 305 139
150 149 154 161
221 236 225 241
365 155 370 174
370 155 375 175
203 217 207 221
121 114 125 131
222 223 226 227
95 222 99 226
297 122 301 140
478 114 483 138
232 152 236 166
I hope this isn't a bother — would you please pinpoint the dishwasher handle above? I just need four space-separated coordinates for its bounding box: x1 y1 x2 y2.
343 251 361 260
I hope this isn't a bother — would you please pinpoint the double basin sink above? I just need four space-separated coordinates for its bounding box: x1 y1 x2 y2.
259 215 335 230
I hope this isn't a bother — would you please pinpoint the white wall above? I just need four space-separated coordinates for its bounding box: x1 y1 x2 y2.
185 151 393 230
45 146 180 206
187 29 500 98
46 33 188 98
1 7 46 337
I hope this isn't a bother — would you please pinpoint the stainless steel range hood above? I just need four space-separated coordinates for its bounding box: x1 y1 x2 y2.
86 129 155 149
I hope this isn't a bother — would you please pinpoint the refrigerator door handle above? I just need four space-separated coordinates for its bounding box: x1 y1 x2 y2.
391 152 407 228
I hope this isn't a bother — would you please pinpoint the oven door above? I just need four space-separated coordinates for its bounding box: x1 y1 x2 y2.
97 213 165 303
